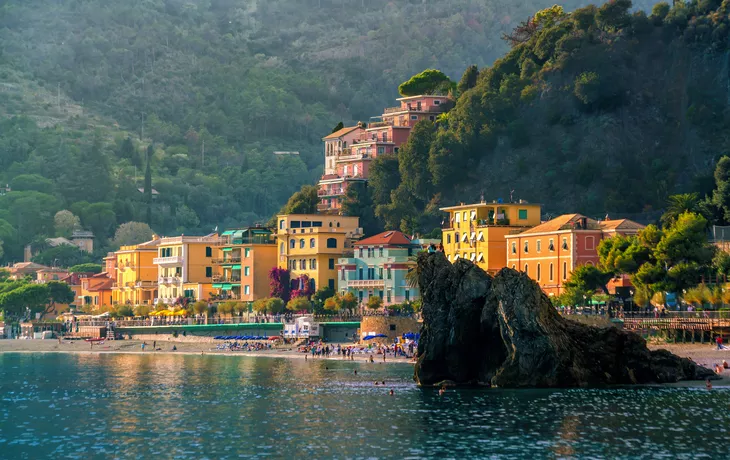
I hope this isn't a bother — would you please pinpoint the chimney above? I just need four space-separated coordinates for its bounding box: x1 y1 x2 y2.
580 217 588 229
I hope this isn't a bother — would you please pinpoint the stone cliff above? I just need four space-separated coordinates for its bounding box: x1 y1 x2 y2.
414 253 715 387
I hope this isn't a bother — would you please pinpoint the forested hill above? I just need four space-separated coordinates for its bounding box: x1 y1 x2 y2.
369 0 730 235
0 0 652 264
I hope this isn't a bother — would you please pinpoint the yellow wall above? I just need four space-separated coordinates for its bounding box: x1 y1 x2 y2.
276 214 360 292
156 238 216 302
114 245 158 305
441 202 541 275
250 245 277 301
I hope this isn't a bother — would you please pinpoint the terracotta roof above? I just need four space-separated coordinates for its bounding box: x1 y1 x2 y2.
11 262 49 271
518 214 598 235
86 278 114 292
599 219 645 231
323 126 361 140
355 230 412 246
91 272 111 279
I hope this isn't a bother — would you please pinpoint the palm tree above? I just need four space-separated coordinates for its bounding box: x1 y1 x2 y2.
405 255 420 290
661 193 699 227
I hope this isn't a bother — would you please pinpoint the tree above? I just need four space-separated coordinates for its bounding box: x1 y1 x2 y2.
53 210 81 238
661 193 700 227
192 300 208 315
145 144 153 225
252 298 269 314
399 120 435 200
217 301 235 315
32 245 93 268
323 295 342 312
712 156 730 223
134 305 151 317
312 286 336 305
286 296 312 312
272 185 319 220
331 122 344 133
341 182 381 237
366 295 383 310
369 155 401 207
341 291 358 310
68 263 103 274
112 222 154 248
564 265 614 297
269 267 291 302
266 297 285 314
45 281 74 317
0 283 50 317
457 65 479 94
114 305 134 318
398 69 454 97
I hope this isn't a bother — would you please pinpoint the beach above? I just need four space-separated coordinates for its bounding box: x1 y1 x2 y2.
0 338 415 364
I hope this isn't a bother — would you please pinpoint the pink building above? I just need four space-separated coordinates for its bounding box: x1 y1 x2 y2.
317 95 452 213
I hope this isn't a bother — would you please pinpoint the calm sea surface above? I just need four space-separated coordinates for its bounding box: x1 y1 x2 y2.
0 353 728 459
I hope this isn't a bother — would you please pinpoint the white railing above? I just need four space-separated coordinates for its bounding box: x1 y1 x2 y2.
153 255 184 265
157 276 181 285
348 279 386 288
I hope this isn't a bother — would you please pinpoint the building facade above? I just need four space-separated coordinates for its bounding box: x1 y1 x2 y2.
212 227 277 302
505 215 645 296
317 95 452 213
440 200 542 275
276 214 361 292
113 239 160 306
153 234 218 305
78 273 114 309
337 231 433 306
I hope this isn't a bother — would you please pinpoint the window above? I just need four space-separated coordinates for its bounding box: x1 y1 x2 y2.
341 269 346 280
310 238 315 248
524 241 529 253
359 248 364 257
245 248 251 258
549 263 554 281
292 260 297 270
290 240 295 249
344 165 349 176
405 290 410 301
302 221 312 228
455 233 460 243
244 266 250 276
244 285 250 295
536 240 541 252
312 221 323 227
411 115 418 120
548 239 555 251
389 324 396 331
518 209 528 220
387 291 392 303
354 165 359 176
379 247 383 257
455 213 460 223
328 279 335 290
434 100 441 105
563 262 567 280
291 221 301 228
387 268 392 279
205 246 212 257
358 291 364 302
586 236 595 250
511 242 516 254
299 239 305 249
301 259 307 270
524 264 528 274
447 234 451 244
368 268 375 279
359 268 364 280
311 259 317 269
463 211 467 221
279 220 285 229
329 258 334 269
327 238 337 248
378 147 385 154
379 267 383 279
205 267 212 277
537 263 541 281
562 238 568 250
512 264 516 269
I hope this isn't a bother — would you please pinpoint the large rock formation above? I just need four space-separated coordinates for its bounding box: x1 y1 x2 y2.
414 253 715 387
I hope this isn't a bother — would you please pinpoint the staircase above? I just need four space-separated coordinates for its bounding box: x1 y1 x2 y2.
106 325 116 341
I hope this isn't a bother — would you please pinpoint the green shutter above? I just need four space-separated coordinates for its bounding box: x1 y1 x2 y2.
518 209 528 220
231 264 241 270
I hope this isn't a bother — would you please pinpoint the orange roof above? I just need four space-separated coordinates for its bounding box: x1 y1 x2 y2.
518 214 598 235
599 219 645 231
323 126 361 140
86 278 114 292
355 230 412 246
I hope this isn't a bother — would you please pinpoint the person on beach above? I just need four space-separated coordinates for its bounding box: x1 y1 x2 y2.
369 354 374 363
141 342 145 351
716 335 723 350
383 352 386 363
153 341 156 350
723 360 728 369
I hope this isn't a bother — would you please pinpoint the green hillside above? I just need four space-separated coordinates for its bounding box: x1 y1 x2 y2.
0 0 654 264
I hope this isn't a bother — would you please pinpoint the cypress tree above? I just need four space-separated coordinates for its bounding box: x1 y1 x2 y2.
144 144 153 225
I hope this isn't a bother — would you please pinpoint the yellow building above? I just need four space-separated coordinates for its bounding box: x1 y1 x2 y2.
153 234 219 305
276 214 361 292
212 227 278 302
440 200 542 274
112 239 160 306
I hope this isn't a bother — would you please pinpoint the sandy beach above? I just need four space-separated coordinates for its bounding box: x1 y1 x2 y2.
0 338 415 364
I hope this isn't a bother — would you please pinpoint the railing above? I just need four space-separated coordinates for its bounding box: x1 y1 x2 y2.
158 236 218 245
212 275 241 283
317 203 335 212
157 276 181 285
212 257 242 264
337 153 368 162
153 255 183 265
367 120 392 128
383 106 403 114
348 279 386 287
135 280 157 288
217 237 274 246
318 189 345 197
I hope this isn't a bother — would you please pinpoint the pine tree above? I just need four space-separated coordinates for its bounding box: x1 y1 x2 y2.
144 144 153 225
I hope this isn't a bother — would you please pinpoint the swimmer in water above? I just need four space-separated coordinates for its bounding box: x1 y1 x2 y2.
389 389 394 396
354 370 357 375
706 378 713 389
374 381 379 386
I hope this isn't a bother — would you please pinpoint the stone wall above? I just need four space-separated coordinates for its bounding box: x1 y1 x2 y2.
360 316 419 344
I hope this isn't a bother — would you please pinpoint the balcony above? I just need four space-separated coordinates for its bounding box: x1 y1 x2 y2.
383 106 404 114
212 257 242 265
476 218 511 227
367 120 393 128
348 279 386 288
153 255 183 265
212 275 241 283
337 152 368 162
318 188 345 197
136 280 157 288
317 202 337 212
158 276 181 285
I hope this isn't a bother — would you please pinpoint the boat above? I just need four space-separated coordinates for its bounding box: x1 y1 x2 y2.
84 338 105 343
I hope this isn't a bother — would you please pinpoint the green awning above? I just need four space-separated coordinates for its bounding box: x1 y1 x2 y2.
232 230 245 238
231 264 241 270
212 283 223 288
221 284 233 291
222 248 233 252
221 230 235 236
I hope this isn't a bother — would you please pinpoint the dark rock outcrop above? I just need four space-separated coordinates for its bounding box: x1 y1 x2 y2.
414 253 715 387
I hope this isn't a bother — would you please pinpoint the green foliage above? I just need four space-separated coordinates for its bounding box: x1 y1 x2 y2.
68 263 102 274
266 297 286 314
331 122 344 134
341 182 381 237
661 193 701 227
32 245 94 268
217 301 236 316
564 265 613 295
286 296 312 312
341 292 358 310
323 295 342 312
54 210 80 238
457 65 480 95
113 305 134 318
366 295 383 310
312 286 336 305
111 222 154 248
133 304 151 317
192 300 208 315
398 70 454 97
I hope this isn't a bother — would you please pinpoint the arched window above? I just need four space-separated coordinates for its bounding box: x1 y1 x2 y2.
310 238 315 248
447 234 451 244
512 264 516 270
292 260 297 270
524 241 529 253
329 222 333 227
537 263 541 281
279 220 285 229
327 238 337 248
336 222 340 227
280 242 285 253
299 239 305 249
511 242 516 254
354 165 359 176
524 264 528 274
290 240 295 249
455 233 460 243
301 259 307 270
549 263 554 281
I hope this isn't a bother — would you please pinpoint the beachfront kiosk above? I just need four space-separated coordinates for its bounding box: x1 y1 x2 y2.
283 316 359 342
283 316 320 340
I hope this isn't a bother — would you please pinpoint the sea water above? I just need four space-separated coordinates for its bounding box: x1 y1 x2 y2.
0 353 728 459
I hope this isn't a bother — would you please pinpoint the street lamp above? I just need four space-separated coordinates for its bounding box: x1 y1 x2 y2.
629 290 634 316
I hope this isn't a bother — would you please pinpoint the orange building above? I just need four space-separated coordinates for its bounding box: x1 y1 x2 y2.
78 272 115 309
505 215 644 296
